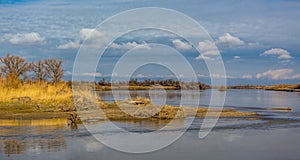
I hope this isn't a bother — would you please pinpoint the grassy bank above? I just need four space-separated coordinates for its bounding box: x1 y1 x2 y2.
0 80 75 112
264 84 300 92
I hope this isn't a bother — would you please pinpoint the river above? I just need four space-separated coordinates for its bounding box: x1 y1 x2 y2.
1 89 300 160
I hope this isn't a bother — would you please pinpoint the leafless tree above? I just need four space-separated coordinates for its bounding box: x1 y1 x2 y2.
44 58 64 83
0 54 30 79
31 60 47 82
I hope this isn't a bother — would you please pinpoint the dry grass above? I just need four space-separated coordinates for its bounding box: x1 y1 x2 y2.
265 84 300 90
0 80 74 111
0 119 67 127
131 96 151 106
0 78 108 113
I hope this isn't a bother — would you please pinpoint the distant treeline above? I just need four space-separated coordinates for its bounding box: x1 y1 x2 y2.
227 84 300 90
227 85 261 89
97 78 210 90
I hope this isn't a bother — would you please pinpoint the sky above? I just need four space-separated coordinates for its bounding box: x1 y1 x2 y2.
0 0 300 85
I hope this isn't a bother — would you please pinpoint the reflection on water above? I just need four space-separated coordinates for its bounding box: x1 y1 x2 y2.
0 119 67 127
0 119 68 157
0 138 66 157
0 119 68 137
111 119 186 133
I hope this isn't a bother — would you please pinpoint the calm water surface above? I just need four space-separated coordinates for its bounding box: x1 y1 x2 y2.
1 89 300 160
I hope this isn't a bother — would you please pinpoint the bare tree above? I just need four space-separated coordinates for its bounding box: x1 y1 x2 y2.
31 60 47 82
0 54 30 79
44 58 64 83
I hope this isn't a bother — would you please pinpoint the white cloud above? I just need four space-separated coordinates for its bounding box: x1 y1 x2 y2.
57 28 104 49
290 74 300 79
57 28 151 50
196 40 219 60
172 39 192 50
260 48 292 59
57 41 80 49
242 74 253 79
197 74 235 79
85 141 103 152
197 74 207 78
212 74 236 79
110 41 150 50
233 56 240 59
133 74 147 78
256 69 300 80
79 28 103 41
195 55 215 61
82 72 102 77
216 33 245 47
2 32 45 45
196 40 219 55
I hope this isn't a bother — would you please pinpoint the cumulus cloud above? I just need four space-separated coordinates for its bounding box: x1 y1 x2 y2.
79 28 103 41
58 28 150 50
196 40 219 60
216 33 245 47
172 39 192 50
110 41 150 50
260 48 292 59
256 69 300 80
2 32 45 45
57 28 104 49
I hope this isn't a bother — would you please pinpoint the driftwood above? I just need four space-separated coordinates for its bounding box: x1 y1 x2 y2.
67 112 79 129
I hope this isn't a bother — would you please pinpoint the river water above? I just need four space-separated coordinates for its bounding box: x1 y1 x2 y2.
1 89 300 160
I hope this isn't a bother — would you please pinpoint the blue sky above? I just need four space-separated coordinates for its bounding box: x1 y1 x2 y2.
0 0 300 85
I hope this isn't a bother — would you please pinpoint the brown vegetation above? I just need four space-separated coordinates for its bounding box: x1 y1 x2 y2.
264 84 300 92
0 54 64 86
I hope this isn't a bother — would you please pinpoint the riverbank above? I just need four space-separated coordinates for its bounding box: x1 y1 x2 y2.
227 84 300 92
0 101 259 121
3 81 297 123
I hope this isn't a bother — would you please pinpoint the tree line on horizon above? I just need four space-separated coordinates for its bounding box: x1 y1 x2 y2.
0 54 210 90
0 54 64 87
98 78 210 90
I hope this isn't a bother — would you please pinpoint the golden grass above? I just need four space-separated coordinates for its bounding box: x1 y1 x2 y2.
0 119 67 127
265 84 300 90
0 80 74 111
131 96 151 106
